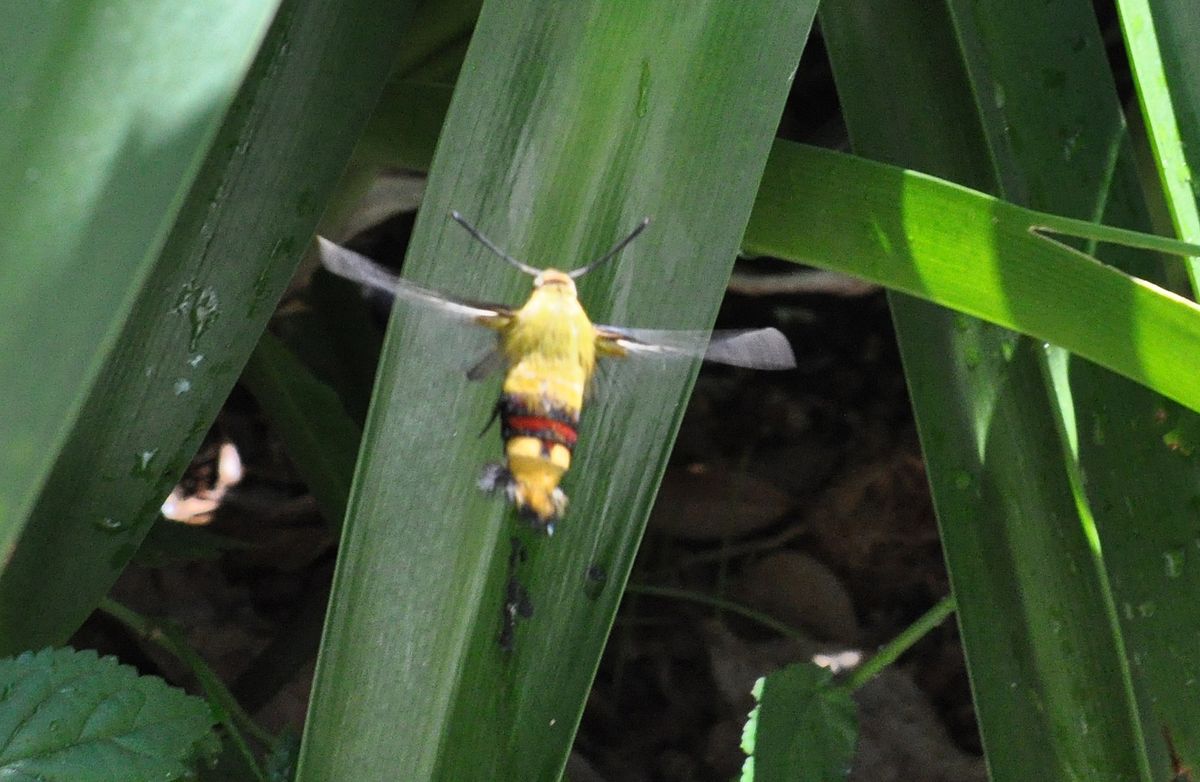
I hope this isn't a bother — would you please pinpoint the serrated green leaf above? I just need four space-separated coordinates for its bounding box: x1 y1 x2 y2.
741 665 856 782
0 648 215 781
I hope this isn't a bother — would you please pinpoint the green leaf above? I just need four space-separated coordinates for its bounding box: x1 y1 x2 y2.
741 665 856 782
0 648 216 781
1098 0 1200 772
0 0 418 655
745 142 1200 416
944 2 1200 778
295 2 818 779
241 331 362 527
815 1 1155 779
1118 0 1200 272
0 0 279 600
265 730 301 782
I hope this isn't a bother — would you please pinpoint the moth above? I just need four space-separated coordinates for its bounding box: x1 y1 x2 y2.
318 212 795 533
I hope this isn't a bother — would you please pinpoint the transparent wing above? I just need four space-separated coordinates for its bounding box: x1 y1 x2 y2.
596 325 796 370
316 236 510 380
466 348 507 381
315 236 509 323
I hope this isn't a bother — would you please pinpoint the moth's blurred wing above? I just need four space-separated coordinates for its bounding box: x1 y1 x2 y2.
594 325 796 370
466 348 507 381
315 236 512 326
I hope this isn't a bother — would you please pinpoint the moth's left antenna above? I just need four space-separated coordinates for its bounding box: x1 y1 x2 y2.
450 211 541 276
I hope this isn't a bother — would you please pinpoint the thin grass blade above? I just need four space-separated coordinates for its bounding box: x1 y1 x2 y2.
1116 0 1200 287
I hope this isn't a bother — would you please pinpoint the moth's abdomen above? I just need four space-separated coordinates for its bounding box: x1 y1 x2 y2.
480 353 587 533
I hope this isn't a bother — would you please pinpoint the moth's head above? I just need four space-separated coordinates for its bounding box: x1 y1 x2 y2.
533 269 577 295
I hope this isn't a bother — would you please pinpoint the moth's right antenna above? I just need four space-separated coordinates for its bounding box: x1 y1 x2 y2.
569 217 651 279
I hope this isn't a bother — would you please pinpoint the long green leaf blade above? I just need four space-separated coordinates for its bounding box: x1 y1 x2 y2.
0 0 279 570
1117 0 1200 283
940 1 1200 774
815 2 1152 778
241 332 361 527
0 0 417 653
1093 0 1200 771
297 2 815 778
746 143 1200 415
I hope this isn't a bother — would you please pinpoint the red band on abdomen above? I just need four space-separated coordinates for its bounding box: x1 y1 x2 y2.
506 415 578 446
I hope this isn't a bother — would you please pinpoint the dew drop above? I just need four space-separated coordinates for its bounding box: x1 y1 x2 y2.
1163 429 1195 456
188 287 220 350
93 517 127 534
1062 131 1080 161
136 449 157 472
1164 548 1185 578
173 379 191 396
172 283 220 350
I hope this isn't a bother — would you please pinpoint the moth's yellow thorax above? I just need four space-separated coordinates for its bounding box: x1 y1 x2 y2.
500 271 596 414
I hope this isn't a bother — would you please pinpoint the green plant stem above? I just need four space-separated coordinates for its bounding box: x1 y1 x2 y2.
842 595 956 691
625 584 810 642
98 597 271 780
629 586 958 692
